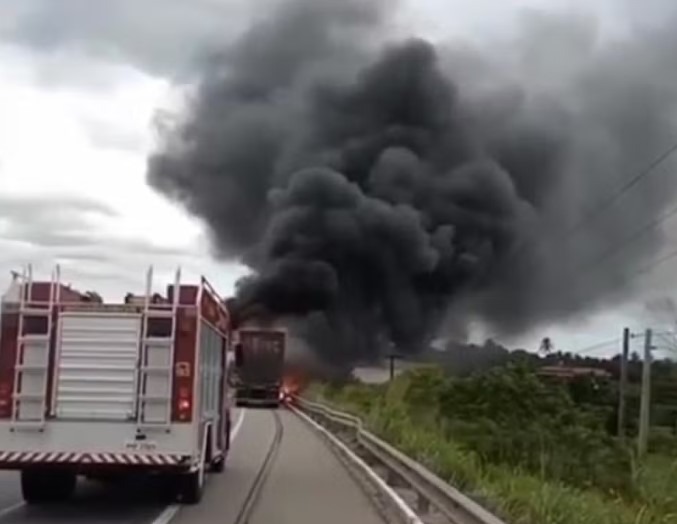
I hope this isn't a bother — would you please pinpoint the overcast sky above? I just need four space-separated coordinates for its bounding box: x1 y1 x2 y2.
1 0 676 357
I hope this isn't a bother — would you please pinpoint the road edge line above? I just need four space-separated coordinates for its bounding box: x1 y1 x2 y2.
0 501 26 519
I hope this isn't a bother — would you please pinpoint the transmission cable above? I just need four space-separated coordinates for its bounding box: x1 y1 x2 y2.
506 139 677 265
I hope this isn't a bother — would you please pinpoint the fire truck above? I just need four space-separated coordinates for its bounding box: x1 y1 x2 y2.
0 265 234 504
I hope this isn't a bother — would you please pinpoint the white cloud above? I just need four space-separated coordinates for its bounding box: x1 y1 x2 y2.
0 43 248 301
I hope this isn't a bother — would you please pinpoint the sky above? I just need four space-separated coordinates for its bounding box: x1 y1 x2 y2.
1 0 677 358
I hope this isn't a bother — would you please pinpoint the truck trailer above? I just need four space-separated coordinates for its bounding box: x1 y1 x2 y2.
0 265 234 504
232 327 286 408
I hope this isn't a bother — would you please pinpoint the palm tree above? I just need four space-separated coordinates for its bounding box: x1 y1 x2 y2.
539 337 554 355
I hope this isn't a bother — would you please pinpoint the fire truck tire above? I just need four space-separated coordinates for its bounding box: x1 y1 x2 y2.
209 419 228 474
21 469 76 504
210 456 225 473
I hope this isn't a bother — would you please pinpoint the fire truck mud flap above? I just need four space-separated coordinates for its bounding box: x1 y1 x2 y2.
170 455 206 504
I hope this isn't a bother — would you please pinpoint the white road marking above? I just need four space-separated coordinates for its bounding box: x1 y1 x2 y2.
150 504 180 524
0 501 25 519
231 409 246 440
149 409 247 524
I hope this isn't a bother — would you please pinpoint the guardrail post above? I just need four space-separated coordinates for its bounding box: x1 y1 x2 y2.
416 493 430 515
387 470 403 488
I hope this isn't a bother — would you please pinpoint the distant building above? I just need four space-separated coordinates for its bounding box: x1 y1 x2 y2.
537 363 612 380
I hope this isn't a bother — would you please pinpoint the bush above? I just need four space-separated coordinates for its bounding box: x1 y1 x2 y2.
309 365 677 523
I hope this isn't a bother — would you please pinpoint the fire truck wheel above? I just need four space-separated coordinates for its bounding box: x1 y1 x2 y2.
21 469 76 504
210 456 225 473
180 461 205 504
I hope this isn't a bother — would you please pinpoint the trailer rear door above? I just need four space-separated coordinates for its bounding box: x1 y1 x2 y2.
239 330 285 384
53 310 142 420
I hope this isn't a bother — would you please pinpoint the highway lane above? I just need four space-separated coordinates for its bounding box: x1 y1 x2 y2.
169 408 275 524
0 409 248 524
0 475 172 524
249 409 385 524
0 407 388 523
0 473 22 518
173 408 386 524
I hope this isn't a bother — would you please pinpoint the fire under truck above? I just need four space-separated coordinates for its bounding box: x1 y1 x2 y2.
0 265 234 504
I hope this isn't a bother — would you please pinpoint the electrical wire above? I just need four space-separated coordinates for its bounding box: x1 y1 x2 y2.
563 141 677 240
573 338 621 356
575 202 677 275
505 140 677 269
482 142 677 346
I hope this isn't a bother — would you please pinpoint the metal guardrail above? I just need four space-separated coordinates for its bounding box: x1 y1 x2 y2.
294 396 507 524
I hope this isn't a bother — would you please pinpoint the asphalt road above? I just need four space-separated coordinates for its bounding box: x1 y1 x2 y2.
0 408 386 524
249 409 384 524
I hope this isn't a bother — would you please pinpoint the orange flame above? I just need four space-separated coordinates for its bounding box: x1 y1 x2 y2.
281 369 311 398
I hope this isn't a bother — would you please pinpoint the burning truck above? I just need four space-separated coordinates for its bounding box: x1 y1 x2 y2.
228 312 351 407
231 327 286 408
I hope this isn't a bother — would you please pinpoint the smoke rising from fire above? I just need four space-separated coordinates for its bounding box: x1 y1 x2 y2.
148 0 677 364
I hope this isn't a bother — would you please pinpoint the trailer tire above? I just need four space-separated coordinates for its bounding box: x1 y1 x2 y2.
21 469 76 504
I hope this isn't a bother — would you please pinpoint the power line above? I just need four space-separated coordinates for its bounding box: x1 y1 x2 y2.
539 337 620 356
576 202 677 275
574 338 621 355
625 245 677 284
564 141 677 240
506 139 677 265
483 142 677 346
654 333 677 352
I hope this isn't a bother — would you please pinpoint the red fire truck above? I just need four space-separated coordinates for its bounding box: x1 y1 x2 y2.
0 265 234 504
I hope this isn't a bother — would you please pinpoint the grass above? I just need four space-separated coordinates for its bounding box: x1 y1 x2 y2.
305 376 677 524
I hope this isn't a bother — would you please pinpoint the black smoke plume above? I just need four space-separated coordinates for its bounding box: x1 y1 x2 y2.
148 0 677 364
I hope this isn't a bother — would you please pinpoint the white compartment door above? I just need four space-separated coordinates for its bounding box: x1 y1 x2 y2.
54 313 142 420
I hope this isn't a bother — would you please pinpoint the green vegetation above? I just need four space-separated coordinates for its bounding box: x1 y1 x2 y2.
310 364 677 523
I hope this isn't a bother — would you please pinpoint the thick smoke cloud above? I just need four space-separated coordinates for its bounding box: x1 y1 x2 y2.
148 0 677 364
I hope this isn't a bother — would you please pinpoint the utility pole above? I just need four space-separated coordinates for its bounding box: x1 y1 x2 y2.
617 327 630 438
638 328 653 459
387 345 401 381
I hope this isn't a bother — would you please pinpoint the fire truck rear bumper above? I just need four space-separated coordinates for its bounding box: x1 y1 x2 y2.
0 451 193 472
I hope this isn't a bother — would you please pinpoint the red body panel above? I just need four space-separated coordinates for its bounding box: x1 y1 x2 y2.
0 312 18 419
168 280 232 462
172 307 197 423
0 283 88 419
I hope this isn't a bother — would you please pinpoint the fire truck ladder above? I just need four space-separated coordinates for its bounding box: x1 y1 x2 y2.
137 266 180 431
11 264 60 430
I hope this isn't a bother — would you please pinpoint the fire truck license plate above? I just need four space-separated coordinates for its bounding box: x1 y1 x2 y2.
124 440 157 451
